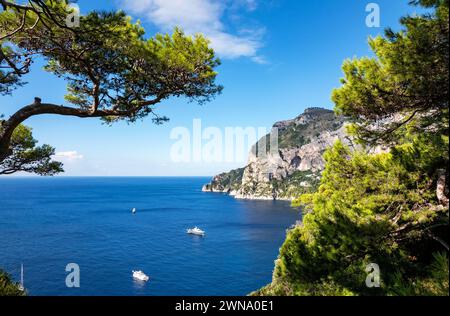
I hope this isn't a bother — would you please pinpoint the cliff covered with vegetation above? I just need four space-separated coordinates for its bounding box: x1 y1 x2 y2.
203 108 348 200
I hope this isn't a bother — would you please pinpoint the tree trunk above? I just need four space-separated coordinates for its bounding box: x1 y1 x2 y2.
0 98 94 162
0 96 163 163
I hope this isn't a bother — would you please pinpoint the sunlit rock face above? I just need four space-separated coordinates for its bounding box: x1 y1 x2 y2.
203 108 351 200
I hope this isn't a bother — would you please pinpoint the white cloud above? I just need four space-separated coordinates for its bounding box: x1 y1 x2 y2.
250 55 268 65
236 0 258 11
54 151 84 160
118 0 265 61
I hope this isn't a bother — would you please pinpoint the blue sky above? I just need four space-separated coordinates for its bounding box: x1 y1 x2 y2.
2 0 423 176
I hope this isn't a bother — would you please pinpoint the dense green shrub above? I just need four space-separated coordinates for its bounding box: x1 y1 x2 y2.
0 269 25 296
255 0 449 296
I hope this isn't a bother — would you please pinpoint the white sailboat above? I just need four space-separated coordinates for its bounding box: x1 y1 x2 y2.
18 263 24 291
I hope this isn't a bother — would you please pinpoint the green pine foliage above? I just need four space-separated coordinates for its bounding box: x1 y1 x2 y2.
0 1 222 173
258 134 448 296
255 0 449 296
0 270 25 296
0 123 63 175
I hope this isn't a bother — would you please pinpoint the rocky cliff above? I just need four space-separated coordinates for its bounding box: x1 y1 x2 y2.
202 108 350 200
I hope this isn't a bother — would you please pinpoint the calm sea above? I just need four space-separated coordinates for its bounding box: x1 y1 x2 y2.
0 177 299 296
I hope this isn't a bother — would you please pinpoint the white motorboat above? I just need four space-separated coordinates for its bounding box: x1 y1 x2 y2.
132 270 149 282
187 226 205 236
132 208 136 214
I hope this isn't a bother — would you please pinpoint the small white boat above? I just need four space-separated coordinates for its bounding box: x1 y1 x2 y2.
187 226 205 236
132 270 149 282
132 208 136 214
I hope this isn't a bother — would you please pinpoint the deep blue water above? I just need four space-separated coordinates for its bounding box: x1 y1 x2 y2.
0 177 299 296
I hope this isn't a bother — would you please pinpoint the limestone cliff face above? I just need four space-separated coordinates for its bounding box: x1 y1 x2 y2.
202 108 350 200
